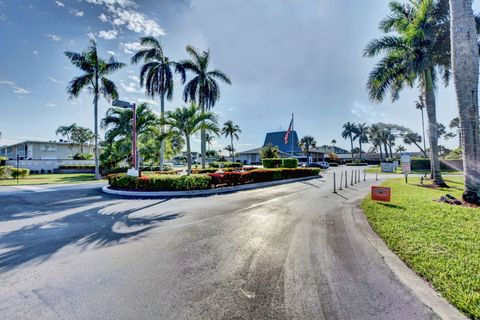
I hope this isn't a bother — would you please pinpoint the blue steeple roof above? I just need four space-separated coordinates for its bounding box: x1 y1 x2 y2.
263 131 302 154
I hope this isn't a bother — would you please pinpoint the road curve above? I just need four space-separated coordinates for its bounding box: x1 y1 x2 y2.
0 168 441 319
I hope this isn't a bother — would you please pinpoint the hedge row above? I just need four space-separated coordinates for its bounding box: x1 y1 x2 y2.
0 166 30 179
209 161 243 168
191 167 257 174
108 174 211 191
108 168 320 191
262 158 298 168
346 163 368 166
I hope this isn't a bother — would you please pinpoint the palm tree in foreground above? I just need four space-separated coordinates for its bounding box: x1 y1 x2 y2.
342 122 356 161
299 135 317 164
221 120 241 162
162 104 219 174
131 36 185 171
181 46 231 168
449 0 480 203
65 39 126 179
364 0 448 186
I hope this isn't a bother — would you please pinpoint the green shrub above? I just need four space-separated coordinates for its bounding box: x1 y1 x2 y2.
209 161 243 168
0 166 11 179
11 168 30 179
108 174 211 191
346 163 368 166
262 158 283 168
72 153 94 160
0 156 6 161
282 158 298 168
58 165 95 169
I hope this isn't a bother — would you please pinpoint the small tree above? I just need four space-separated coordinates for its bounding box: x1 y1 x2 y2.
328 152 339 162
260 144 279 159
299 135 316 164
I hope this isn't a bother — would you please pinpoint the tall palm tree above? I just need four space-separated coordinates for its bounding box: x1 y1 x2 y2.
342 122 356 161
65 39 126 179
450 0 480 203
415 95 429 155
403 131 428 157
181 46 231 168
71 126 94 153
354 123 369 161
364 0 449 186
221 120 241 162
162 104 219 174
131 36 185 171
448 117 461 147
101 103 158 166
396 145 406 153
369 124 384 160
299 135 317 164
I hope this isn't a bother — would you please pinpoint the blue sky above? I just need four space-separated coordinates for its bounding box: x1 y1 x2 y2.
0 0 478 153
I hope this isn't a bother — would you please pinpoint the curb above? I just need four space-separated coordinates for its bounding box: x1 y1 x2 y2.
102 175 322 198
353 203 468 320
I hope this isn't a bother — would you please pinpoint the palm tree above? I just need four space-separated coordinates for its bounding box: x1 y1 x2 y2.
395 145 406 153
415 96 429 155
162 104 219 174
403 131 428 157
299 135 317 164
447 117 461 147
65 39 126 179
369 124 384 160
450 0 480 203
71 126 94 153
101 103 158 165
364 0 449 186
181 46 231 168
221 120 241 162
342 122 356 161
260 144 279 159
55 123 78 151
354 123 369 161
131 36 185 171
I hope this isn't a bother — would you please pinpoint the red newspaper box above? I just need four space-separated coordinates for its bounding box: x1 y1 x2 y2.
371 186 391 202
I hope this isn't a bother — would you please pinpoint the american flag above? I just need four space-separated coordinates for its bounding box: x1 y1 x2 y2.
284 117 293 144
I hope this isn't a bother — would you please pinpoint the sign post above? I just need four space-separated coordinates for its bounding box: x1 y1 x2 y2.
400 152 411 183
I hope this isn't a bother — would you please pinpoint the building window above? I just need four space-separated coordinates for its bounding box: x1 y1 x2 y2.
41 145 57 152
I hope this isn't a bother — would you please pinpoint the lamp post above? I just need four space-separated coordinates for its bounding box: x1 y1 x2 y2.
112 99 138 173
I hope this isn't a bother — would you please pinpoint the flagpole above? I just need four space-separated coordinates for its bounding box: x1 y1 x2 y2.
291 113 294 157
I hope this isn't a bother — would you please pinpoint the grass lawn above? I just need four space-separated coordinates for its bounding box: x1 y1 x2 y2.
0 173 105 186
364 165 463 175
361 177 479 319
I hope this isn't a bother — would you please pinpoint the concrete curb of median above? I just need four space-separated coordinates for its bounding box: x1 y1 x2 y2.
102 175 322 198
353 204 469 320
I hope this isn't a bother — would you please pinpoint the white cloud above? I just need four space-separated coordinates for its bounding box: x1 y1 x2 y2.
32 50 39 58
0 14 6 22
0 80 30 94
55 1 65 7
99 13 108 22
111 8 164 36
120 41 143 54
351 101 386 122
46 34 61 41
85 0 135 8
45 102 57 107
119 81 143 93
107 50 116 55
73 10 84 17
49 76 63 84
98 29 117 40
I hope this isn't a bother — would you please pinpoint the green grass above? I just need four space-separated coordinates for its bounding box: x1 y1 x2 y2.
361 177 480 319
364 165 463 175
0 173 105 186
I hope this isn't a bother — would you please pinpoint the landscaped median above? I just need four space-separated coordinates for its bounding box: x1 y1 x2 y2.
361 177 479 319
105 168 321 195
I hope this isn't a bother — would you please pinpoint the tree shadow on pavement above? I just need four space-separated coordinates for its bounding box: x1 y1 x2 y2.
0 197 179 272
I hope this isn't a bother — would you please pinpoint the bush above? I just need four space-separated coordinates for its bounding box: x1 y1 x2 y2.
11 168 30 179
72 153 94 160
108 174 211 191
282 158 298 168
209 161 243 168
58 165 95 169
0 156 6 166
262 158 283 168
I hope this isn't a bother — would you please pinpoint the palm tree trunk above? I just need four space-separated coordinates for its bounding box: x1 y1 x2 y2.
231 135 234 162
389 143 393 159
450 0 480 203
421 108 428 156
424 69 446 187
93 80 100 180
383 142 388 160
160 93 165 171
200 103 206 169
350 136 354 161
379 143 383 161
359 141 362 161
186 135 192 175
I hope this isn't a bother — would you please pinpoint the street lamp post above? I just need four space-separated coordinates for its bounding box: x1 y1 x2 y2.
112 99 138 174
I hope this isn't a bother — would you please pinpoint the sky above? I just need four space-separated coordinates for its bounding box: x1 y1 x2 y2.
0 0 479 153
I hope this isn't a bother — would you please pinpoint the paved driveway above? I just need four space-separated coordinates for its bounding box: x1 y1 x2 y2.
0 168 439 319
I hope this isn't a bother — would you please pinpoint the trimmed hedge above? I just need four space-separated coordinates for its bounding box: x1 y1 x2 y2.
58 165 95 169
209 161 243 168
282 158 298 168
262 158 283 168
108 168 320 191
346 163 368 166
108 174 211 191
0 166 30 179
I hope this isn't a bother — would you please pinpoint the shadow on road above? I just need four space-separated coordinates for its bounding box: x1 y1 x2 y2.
0 193 179 272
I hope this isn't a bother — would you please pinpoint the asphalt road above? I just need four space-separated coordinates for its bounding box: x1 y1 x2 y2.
0 168 440 320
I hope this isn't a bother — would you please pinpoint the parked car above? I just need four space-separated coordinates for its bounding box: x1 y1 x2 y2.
303 161 330 169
